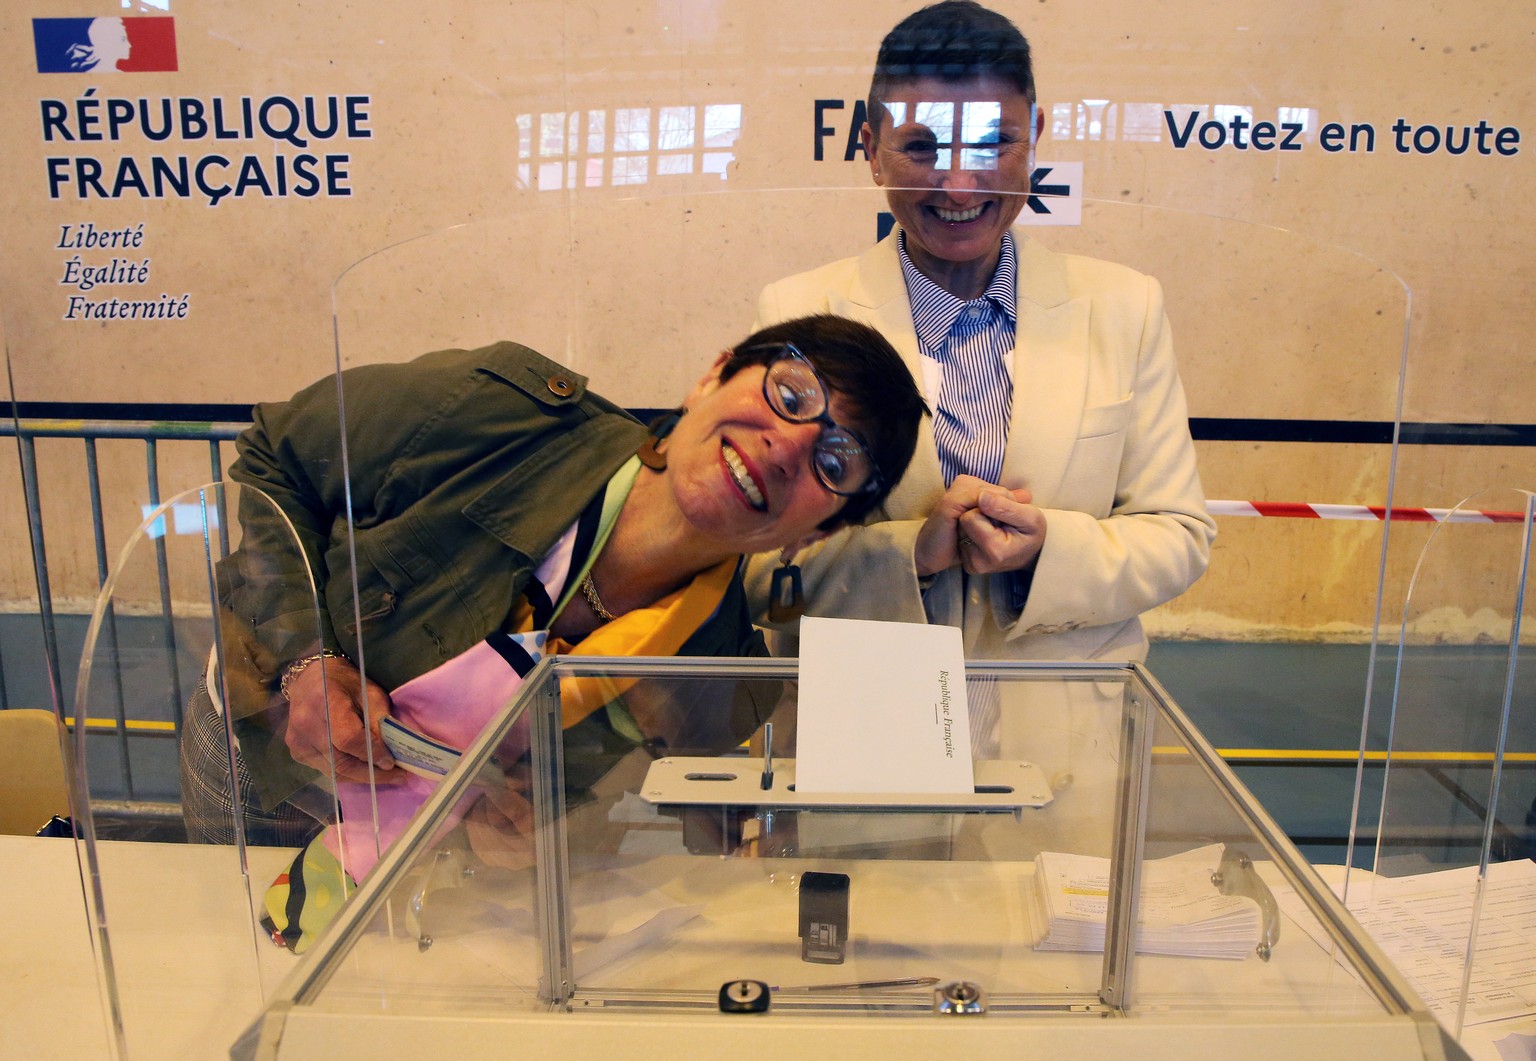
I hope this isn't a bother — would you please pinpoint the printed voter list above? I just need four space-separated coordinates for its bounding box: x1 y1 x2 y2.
794 617 974 794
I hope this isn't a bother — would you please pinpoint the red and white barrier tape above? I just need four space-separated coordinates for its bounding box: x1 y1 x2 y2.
1208 500 1529 524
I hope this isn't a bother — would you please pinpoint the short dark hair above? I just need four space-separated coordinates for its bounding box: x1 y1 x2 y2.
720 314 928 529
866 1 1036 141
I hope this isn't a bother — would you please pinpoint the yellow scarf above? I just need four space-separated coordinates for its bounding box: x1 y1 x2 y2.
509 556 738 731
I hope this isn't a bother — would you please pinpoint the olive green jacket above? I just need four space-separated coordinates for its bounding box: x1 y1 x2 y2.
219 341 765 805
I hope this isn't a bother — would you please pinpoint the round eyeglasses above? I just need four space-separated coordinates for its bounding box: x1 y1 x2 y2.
756 344 882 498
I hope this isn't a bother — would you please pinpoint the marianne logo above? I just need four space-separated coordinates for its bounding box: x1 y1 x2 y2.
32 17 178 74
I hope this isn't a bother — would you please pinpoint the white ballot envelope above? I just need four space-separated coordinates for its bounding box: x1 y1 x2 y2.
794 616 975 794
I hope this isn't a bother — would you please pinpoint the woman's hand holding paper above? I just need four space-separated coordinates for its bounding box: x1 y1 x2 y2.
283 655 404 783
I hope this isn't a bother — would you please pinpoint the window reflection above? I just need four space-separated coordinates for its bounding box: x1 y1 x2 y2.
1121 103 1165 143
1052 100 1323 144
140 503 218 540
615 108 650 152
913 100 955 142
882 99 1011 172
657 106 694 151
1278 107 1317 134
509 96 1327 190
959 101 1001 144
516 103 741 192
1212 104 1253 131
1071 99 1115 141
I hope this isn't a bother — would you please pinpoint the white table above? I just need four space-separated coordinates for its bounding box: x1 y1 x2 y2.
1 835 297 1060
9 833 1529 1060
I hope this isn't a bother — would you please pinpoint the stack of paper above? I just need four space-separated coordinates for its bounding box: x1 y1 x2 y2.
1031 844 1261 959
1277 858 1536 1027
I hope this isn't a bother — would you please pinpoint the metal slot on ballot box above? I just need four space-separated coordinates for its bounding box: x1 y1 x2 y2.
640 757 1053 811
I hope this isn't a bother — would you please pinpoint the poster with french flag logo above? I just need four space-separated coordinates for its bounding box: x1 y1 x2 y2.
32 16 178 73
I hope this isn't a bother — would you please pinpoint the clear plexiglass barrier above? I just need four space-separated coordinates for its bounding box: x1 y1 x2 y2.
1352 489 1536 1038
72 482 337 1059
235 658 1455 1058
324 195 1413 641
253 204 1420 1055
55 198 1438 1059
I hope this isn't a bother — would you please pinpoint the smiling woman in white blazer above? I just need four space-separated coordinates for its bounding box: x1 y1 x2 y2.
745 1 1214 664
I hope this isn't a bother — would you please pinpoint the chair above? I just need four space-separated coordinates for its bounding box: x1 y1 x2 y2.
0 709 72 835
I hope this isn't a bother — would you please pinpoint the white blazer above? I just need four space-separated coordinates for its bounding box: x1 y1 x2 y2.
746 229 1215 662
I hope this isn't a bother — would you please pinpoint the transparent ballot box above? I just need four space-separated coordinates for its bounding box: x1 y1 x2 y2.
238 659 1460 1060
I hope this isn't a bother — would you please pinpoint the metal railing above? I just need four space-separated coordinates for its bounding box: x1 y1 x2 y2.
4 416 246 815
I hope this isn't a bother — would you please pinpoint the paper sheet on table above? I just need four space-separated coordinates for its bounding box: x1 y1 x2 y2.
795 616 974 793
1276 859 1536 1028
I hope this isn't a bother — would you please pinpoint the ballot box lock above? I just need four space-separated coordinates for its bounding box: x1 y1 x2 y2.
798 871 850 964
934 980 987 1015
718 979 771 1013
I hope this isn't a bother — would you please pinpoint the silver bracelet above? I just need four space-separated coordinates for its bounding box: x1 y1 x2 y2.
279 649 344 701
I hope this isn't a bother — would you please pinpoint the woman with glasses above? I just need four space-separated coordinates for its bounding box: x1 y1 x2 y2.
179 314 925 918
747 1 1215 671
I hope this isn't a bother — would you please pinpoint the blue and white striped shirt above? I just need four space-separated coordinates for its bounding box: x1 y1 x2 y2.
900 231 1018 487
